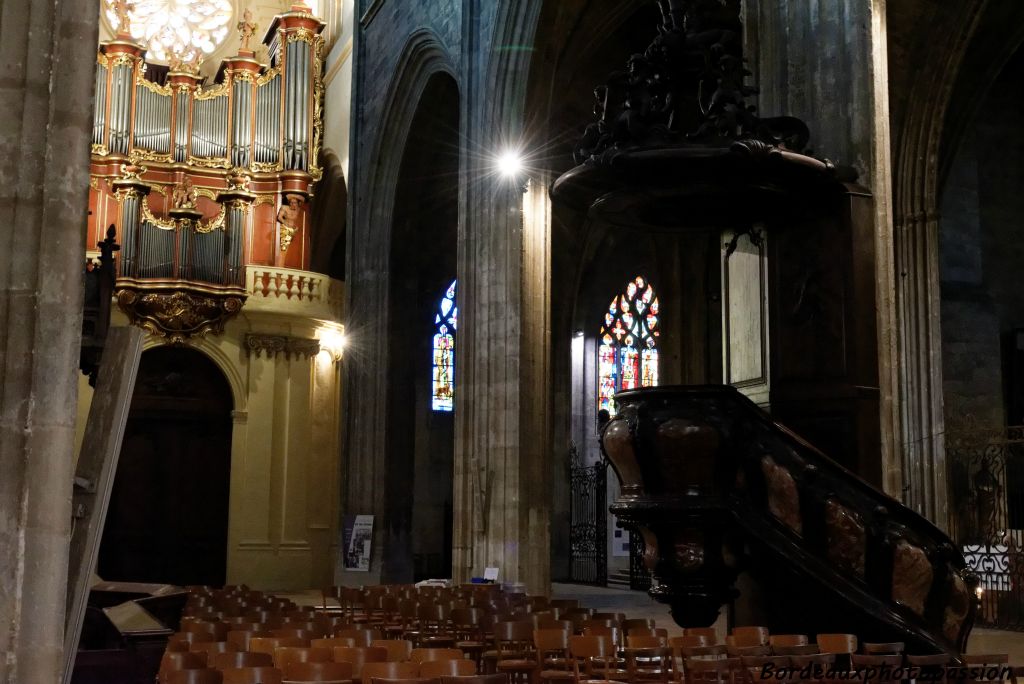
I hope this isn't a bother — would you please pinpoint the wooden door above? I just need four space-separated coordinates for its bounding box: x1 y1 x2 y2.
97 347 232 587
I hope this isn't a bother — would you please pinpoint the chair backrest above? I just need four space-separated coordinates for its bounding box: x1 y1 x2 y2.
273 646 333 668
282 660 354 683
726 644 771 657
582 626 622 647
624 646 673 683
361 660 420 684
964 654 1011 666
220 666 283 684
536 618 573 632
816 634 857 654
273 627 320 640
183 621 231 641
410 648 465 663
862 642 905 655
623 619 655 632
494 621 535 653
850 654 903 669
768 635 807 648
684 628 717 645
789 653 836 669
333 646 389 676
772 644 819 656
668 635 708 650
249 636 308 655
338 629 384 647
535 628 571 653
419 659 477 678
627 635 666 648
371 639 414 662
627 628 668 639
679 645 729 659
312 637 357 650
167 669 224 684
728 627 769 648
569 635 617 680
209 652 274 670
226 630 276 652
591 613 625 624
905 654 952 667
190 641 237 657
684 656 742 684
160 652 208 683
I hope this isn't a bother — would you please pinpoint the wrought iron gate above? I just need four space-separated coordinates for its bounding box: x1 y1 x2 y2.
569 443 608 585
948 426 1024 630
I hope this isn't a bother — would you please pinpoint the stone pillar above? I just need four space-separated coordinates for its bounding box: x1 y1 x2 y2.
742 0 902 499
0 0 100 680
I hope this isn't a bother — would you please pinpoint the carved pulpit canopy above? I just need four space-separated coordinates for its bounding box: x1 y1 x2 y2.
551 0 856 230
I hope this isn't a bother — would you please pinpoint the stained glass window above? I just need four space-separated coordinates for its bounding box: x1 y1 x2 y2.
105 0 234 65
598 276 660 415
432 280 457 412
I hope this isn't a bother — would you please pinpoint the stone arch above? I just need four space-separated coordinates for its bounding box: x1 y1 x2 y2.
141 335 247 413
892 0 1024 525
343 29 459 584
310 148 347 279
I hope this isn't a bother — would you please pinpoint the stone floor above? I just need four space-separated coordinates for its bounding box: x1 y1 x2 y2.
282 582 1024 661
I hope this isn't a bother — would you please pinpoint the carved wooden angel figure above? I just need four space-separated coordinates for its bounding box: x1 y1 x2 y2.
277 194 303 253
237 9 258 52
172 176 196 209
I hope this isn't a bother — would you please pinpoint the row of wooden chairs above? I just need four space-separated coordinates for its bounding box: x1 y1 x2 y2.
162 667 511 684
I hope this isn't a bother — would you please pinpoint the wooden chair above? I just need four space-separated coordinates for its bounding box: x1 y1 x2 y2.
274 646 334 669
168 670 224 684
411 649 466 663
627 629 668 641
184 621 231 641
628 636 667 649
549 600 580 612
624 646 674 684
725 646 770 658
314 637 358 650
815 635 857 655
495 621 539 684
962 655 1012 682
534 628 575 684
592 614 626 625
738 655 789 684
252 637 310 656
788 653 835 670
372 639 414 662
727 629 768 649
862 643 904 655
227 630 277 652
771 645 818 657
624 620 656 634
210 652 274 670
339 629 385 648
569 635 628 684
282 660 354 683
361 661 421 684
849 654 902 682
334 646 390 677
221 666 284 684
160 652 209 684
276 628 323 641
420 659 478 679
683 630 717 646
191 641 238 658
768 636 807 649
683 657 741 684
905 654 951 684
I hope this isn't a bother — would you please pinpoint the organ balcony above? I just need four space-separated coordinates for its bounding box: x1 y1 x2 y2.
87 4 329 343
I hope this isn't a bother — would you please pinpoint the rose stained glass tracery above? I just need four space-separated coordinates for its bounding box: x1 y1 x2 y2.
598 276 660 415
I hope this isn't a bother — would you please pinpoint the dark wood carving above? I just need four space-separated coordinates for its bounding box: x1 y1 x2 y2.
601 385 978 656
80 225 120 386
892 540 934 616
761 455 802 535
825 499 866 577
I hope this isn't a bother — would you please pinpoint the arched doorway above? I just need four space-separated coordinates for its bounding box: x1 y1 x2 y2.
384 71 460 582
98 346 233 586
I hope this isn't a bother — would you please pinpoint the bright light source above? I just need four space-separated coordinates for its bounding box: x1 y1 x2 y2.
318 326 346 362
497 150 524 178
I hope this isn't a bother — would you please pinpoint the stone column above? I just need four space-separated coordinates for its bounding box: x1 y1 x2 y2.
0 0 100 681
742 0 902 499
452 1 552 592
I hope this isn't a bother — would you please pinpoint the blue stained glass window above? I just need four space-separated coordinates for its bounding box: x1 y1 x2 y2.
432 280 457 411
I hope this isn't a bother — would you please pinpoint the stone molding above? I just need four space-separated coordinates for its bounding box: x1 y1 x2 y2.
244 333 320 360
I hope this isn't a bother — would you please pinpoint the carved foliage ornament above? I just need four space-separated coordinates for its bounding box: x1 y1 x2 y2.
117 288 243 345
761 454 802 536
245 333 321 360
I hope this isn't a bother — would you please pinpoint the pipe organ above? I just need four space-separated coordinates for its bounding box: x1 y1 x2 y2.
88 5 325 343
